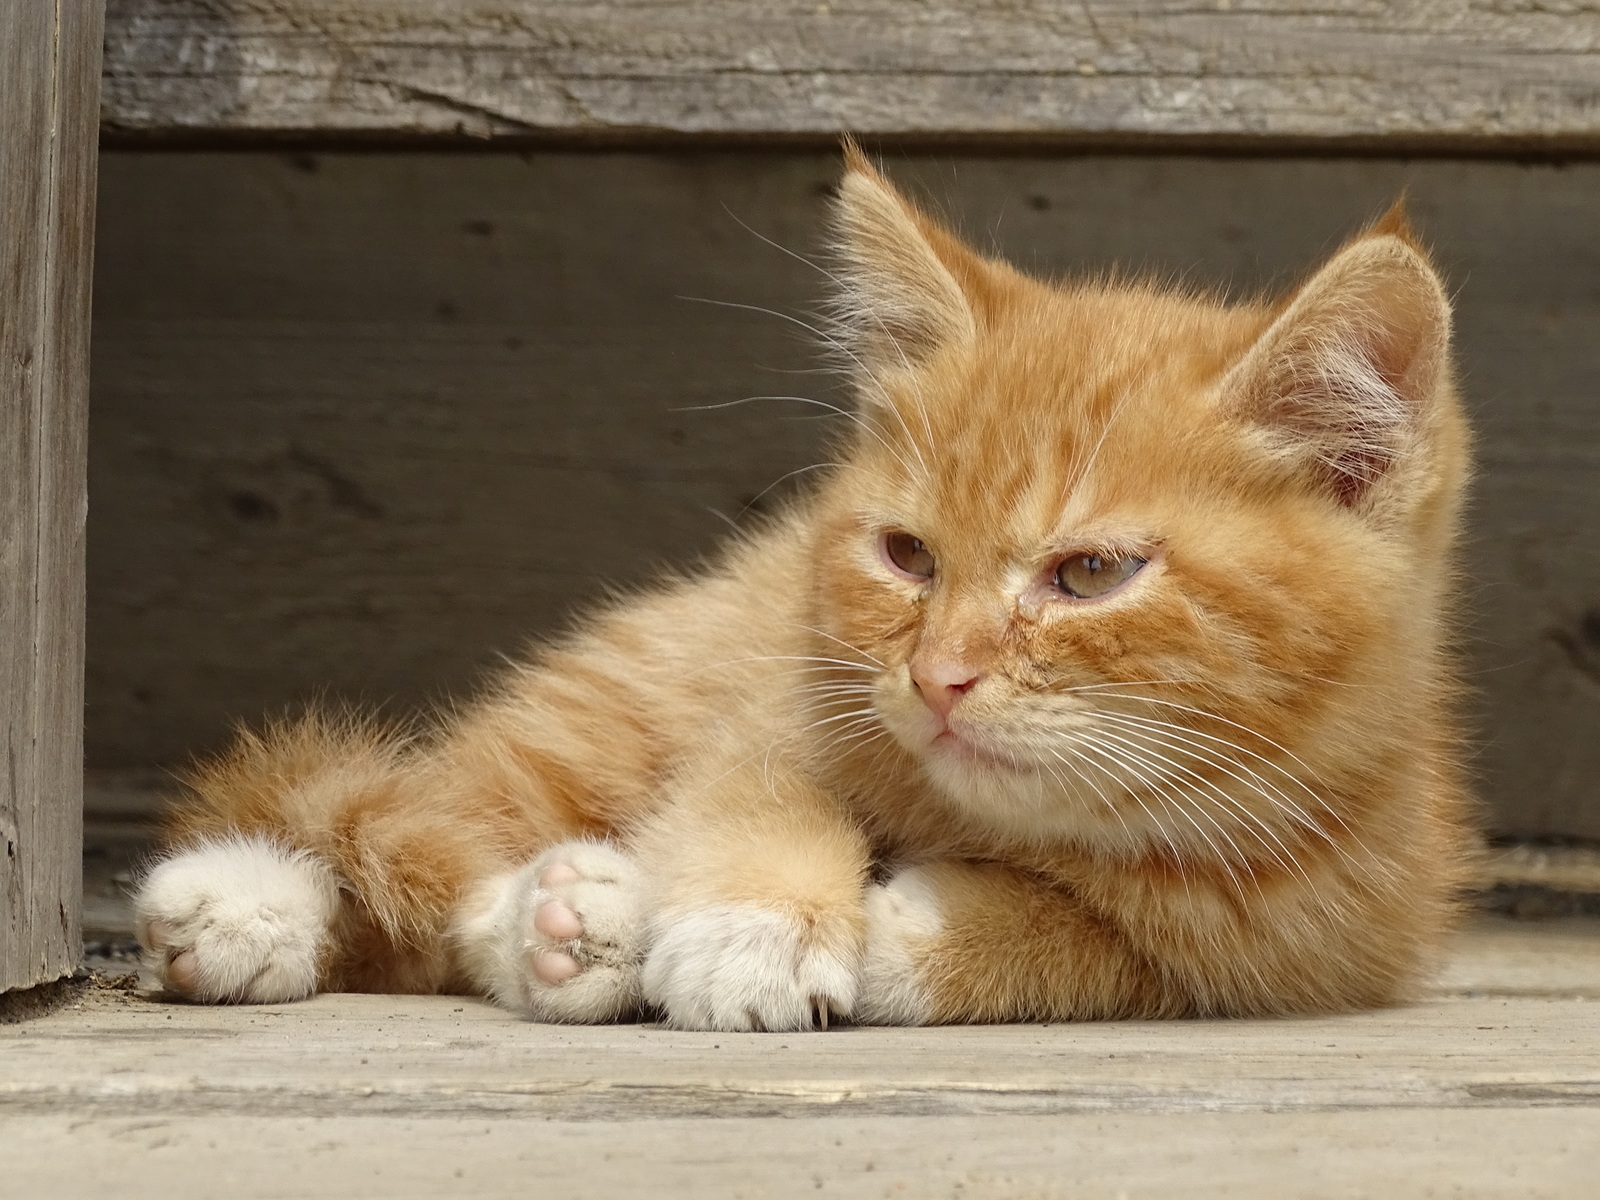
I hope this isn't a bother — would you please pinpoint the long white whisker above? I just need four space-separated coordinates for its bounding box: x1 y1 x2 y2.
1041 741 1191 901
734 463 841 518
1093 710 1327 832
1073 690 1335 795
685 392 924 481
678 296 864 367
801 708 883 733
1059 730 1252 902
720 205 842 286
1077 694 1377 868
791 625 888 669
1057 678 1204 693
1094 710 1320 817
678 286 937 487
690 655 881 678
829 723 891 750
796 695 881 713
1063 389 1136 505
1044 747 1135 844
1095 711 1386 887
673 295 929 481
853 311 934 478
793 681 880 697
1084 725 1307 886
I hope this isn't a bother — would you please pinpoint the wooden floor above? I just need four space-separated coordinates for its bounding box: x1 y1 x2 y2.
2 916 1598 1198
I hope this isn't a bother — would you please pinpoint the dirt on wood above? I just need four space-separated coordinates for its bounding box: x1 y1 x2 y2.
0 969 141 1025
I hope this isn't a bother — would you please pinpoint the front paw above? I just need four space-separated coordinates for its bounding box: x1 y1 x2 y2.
456 840 645 1023
641 906 860 1032
134 836 337 1004
855 866 943 1026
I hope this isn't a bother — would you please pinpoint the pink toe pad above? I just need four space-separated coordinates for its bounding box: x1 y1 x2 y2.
167 950 199 991
531 949 581 985
538 862 580 887
534 899 584 940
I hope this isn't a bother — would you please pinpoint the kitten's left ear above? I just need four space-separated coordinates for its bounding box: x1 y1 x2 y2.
1223 215 1453 512
830 142 980 373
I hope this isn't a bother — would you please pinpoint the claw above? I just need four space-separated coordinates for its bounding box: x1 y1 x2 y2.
813 997 829 1031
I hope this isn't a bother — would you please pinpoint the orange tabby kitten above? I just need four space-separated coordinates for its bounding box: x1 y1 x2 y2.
135 146 1472 1030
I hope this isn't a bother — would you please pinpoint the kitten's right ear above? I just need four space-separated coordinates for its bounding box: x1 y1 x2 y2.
1222 223 1452 513
830 142 978 373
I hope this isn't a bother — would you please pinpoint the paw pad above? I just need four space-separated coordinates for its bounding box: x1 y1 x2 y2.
533 897 584 941
132 837 337 1004
471 840 646 1023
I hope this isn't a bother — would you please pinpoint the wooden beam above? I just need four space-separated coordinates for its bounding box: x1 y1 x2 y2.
101 0 1600 147
0 1 103 992
6 986 1600 1119
6 926 1600 1195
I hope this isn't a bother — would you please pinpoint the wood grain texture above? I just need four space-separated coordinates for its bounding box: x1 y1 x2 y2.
3 990 1599 1118
0 3 103 990
101 0 1600 146
85 151 1600 839
4 919 1600 1196
6 1109 1600 1200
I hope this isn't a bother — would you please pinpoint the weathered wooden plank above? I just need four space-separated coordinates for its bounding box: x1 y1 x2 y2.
4 990 1600 1119
1484 844 1600 896
84 151 1600 839
0 4 103 990
13 923 1599 1193
101 0 1600 145
7 1108 1598 1199
1435 918 1600 998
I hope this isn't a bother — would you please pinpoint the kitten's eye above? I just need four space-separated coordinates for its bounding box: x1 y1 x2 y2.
1054 552 1147 599
881 531 935 581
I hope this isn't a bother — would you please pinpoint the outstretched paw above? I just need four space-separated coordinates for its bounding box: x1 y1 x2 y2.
855 866 942 1025
134 837 338 1004
642 906 860 1032
457 840 645 1023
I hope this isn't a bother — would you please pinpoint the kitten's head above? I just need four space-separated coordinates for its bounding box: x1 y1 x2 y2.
808 147 1468 854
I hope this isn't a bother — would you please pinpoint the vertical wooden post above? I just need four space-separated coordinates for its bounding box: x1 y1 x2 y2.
0 0 103 991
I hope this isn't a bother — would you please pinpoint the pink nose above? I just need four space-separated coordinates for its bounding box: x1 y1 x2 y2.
911 658 980 721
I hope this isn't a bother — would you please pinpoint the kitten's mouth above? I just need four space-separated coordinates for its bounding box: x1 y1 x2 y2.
932 729 1023 772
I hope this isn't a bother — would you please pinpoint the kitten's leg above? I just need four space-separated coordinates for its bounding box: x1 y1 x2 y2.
133 714 556 999
635 753 873 1032
453 839 646 1022
855 861 1164 1024
135 837 339 1003
857 850 1441 1022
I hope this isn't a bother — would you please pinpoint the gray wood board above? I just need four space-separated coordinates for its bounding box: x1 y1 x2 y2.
101 0 1600 146
87 150 1600 838
6 1108 1599 1199
3 993 1598 1120
0 1 102 990
5 918 1600 1197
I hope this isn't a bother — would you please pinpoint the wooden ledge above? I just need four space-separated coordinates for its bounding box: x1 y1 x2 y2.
6 918 1600 1196
102 1 1600 148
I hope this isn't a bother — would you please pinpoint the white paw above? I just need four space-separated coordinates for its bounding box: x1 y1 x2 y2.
641 906 859 1032
134 836 338 1003
855 866 942 1025
454 840 645 1023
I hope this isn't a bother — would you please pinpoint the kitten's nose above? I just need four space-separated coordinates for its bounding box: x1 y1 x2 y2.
911 658 981 721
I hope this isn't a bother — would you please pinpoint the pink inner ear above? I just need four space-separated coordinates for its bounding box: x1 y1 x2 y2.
1276 335 1412 507
1240 242 1448 509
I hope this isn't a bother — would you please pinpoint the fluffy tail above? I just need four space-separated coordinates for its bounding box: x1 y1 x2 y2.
157 711 528 993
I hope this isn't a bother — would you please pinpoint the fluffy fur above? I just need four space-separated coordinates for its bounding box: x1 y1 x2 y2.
136 146 1473 1030
137 836 337 1003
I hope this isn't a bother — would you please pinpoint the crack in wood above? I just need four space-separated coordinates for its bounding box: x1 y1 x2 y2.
99 0 1600 140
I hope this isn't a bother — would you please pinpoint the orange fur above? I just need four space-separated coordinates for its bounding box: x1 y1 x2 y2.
152 147 1473 1022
